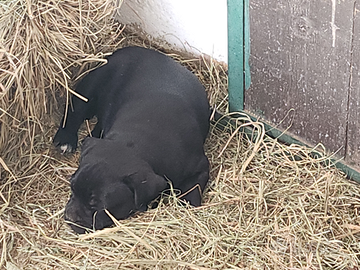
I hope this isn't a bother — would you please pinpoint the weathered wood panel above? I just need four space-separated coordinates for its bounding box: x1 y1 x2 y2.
346 2 360 170
247 0 355 157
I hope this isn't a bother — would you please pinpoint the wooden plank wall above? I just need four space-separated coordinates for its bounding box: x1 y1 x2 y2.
346 1 360 169
247 0 359 170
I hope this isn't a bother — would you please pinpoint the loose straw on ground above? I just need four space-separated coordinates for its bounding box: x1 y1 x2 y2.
1 1 360 269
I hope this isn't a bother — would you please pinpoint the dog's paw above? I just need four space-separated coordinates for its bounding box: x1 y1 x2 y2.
53 128 78 153
60 144 74 153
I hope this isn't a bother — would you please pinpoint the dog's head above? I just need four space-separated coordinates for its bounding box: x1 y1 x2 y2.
64 137 168 233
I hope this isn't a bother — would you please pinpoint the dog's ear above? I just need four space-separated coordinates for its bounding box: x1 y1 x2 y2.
124 172 168 210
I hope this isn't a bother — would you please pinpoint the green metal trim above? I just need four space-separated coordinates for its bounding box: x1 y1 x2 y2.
251 115 360 182
212 110 360 183
227 0 251 112
227 0 244 112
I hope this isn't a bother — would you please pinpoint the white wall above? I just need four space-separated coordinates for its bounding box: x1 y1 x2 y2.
117 0 228 63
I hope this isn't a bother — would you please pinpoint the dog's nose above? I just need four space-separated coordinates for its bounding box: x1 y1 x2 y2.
64 209 90 234
64 200 91 233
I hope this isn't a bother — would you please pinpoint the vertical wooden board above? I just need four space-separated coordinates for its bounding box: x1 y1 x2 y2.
247 0 354 156
346 2 360 170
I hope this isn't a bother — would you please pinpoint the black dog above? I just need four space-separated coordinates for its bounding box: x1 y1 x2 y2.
53 46 210 233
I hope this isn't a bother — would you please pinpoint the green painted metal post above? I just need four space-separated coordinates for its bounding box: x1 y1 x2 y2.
227 0 250 112
228 0 244 112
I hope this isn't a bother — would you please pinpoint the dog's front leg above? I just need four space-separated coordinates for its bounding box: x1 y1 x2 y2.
53 94 96 153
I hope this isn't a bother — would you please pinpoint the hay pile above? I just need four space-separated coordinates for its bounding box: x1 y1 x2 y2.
0 0 124 174
1 1 360 269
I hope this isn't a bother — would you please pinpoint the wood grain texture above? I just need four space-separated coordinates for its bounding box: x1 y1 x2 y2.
345 2 360 170
247 0 355 157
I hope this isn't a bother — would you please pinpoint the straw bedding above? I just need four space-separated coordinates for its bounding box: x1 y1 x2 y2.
1 1 360 269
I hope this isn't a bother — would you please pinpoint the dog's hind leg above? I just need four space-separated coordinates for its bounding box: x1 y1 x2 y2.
180 157 210 207
180 170 209 207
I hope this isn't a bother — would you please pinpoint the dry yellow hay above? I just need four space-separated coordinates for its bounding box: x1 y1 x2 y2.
0 0 123 174
1 1 360 270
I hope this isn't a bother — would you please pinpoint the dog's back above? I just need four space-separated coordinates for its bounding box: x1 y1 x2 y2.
79 46 209 140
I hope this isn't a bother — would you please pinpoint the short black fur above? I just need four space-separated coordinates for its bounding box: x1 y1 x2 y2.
54 47 210 233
